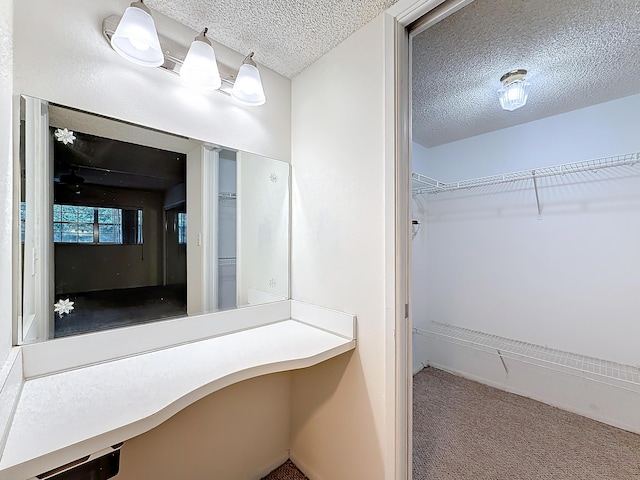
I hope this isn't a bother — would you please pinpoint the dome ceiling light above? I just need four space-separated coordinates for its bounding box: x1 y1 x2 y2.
497 69 530 111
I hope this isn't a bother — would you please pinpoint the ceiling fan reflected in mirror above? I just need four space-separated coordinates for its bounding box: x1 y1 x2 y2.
55 167 85 195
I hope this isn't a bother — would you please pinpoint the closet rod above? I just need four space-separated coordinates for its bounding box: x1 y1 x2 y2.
412 152 639 196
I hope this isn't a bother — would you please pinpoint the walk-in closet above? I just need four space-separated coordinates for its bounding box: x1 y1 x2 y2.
410 0 640 477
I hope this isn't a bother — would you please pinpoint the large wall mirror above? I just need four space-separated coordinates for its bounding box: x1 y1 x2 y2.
17 95 290 344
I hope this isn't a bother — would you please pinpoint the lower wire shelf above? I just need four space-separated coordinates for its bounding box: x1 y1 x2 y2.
415 321 640 391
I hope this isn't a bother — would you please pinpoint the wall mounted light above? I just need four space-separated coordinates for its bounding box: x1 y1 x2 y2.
180 28 222 91
231 53 266 106
110 1 164 67
497 69 530 111
103 6 266 105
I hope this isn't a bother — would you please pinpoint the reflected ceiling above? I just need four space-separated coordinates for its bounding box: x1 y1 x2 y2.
53 131 186 192
412 0 640 148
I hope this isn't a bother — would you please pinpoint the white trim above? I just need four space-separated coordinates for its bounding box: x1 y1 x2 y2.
289 452 327 480
391 12 413 480
12 94 21 348
252 453 291 480
235 151 245 307
387 0 448 26
291 300 356 339
0 348 22 455
426 358 640 435
21 96 53 344
203 145 219 312
407 0 475 37
388 2 481 478
21 300 291 378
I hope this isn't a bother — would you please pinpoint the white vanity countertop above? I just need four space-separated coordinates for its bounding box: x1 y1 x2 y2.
0 315 355 480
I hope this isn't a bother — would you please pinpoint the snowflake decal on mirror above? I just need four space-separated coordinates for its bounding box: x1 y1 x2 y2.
270 174 279 183
269 278 277 288
54 298 74 317
54 128 76 145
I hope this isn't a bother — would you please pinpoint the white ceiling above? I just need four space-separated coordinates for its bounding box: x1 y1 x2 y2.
412 0 640 148
147 0 400 79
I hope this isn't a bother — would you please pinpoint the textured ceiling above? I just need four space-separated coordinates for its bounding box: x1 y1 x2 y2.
147 0 399 79
412 0 640 148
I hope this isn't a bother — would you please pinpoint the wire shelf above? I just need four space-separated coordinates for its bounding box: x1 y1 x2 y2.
218 257 236 266
219 192 237 201
412 152 640 196
415 322 640 389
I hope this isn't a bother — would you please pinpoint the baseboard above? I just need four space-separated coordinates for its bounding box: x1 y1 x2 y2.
417 334 640 435
251 452 291 480
289 451 326 480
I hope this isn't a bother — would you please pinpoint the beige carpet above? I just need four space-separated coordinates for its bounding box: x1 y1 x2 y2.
261 459 308 480
413 367 640 479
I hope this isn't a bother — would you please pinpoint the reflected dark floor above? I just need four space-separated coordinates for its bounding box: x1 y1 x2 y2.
54 285 187 338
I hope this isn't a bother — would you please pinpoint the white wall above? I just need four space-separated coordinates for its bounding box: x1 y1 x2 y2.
0 0 13 361
412 92 640 369
414 92 640 180
411 141 430 175
117 373 291 480
290 13 397 480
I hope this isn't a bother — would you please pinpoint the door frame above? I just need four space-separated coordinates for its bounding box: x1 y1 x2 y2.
387 1 478 478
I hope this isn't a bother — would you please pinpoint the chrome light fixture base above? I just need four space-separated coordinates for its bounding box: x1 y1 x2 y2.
500 69 527 84
130 0 151 15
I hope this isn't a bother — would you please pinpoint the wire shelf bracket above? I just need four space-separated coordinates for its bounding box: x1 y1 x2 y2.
532 170 541 218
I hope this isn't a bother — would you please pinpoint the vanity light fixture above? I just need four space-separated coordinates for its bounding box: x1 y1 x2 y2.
180 28 222 91
104 6 266 105
110 1 164 68
497 69 530 111
231 53 266 106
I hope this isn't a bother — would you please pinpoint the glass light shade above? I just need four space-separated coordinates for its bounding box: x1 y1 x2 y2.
180 40 222 90
111 5 164 67
497 80 530 111
231 64 266 106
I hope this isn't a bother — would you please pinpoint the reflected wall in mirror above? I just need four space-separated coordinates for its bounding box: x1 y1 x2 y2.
18 96 290 344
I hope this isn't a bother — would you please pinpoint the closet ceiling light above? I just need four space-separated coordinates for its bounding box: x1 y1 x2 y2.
497 69 530 111
103 7 266 105
231 53 266 106
180 28 222 91
110 1 164 68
